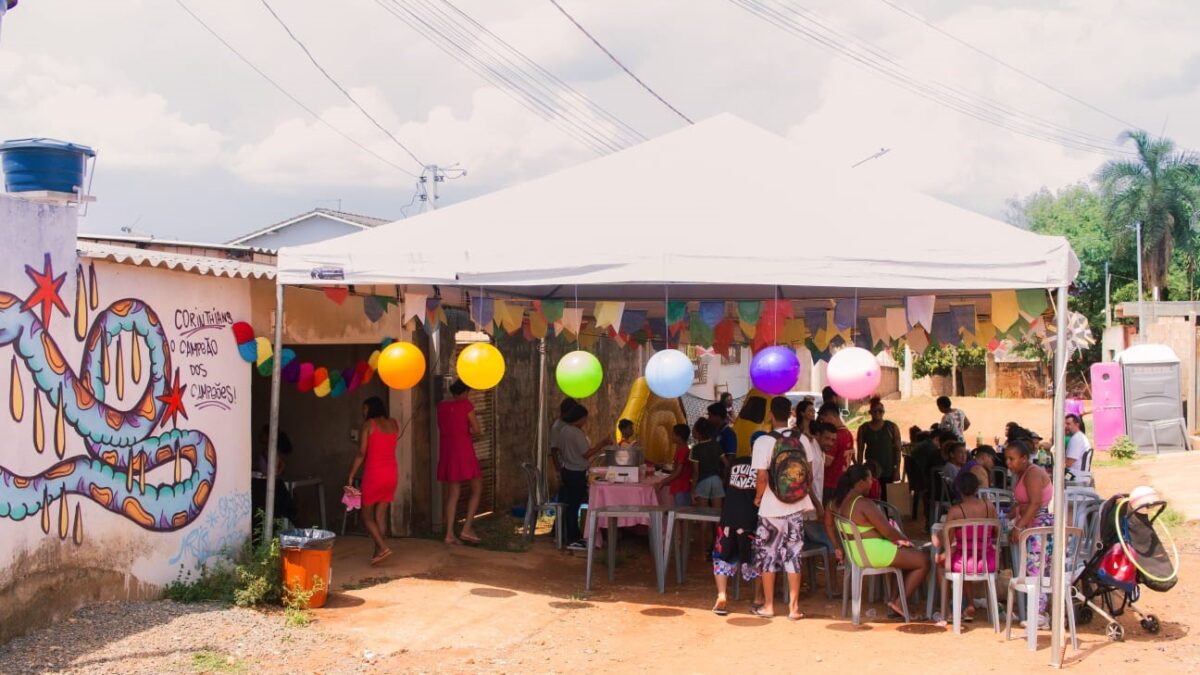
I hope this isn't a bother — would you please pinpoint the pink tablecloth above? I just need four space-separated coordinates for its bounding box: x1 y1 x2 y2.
584 480 669 537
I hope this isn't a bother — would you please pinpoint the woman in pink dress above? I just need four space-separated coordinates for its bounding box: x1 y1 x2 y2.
438 379 482 545
346 396 399 564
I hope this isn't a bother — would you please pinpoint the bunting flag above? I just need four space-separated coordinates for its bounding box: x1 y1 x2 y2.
539 299 565 324
713 319 736 357
647 317 669 349
699 301 725 328
620 309 648 335
424 298 446 336
323 287 349 305
905 325 930 354
950 304 977 335
667 300 688 326
403 292 427 325
593 301 624 330
233 324 390 400
470 297 495 328
813 326 832 351
830 309 852 343
868 317 889 348
739 320 757 340
975 320 997 347
804 307 827 336
833 298 858 331
497 301 524 334
854 317 873 349
931 312 961 347
579 328 598 350
737 300 762 326
885 306 908 340
807 337 831 364
781 318 808 345
906 295 936 330
561 307 584 336
529 311 549 339
689 311 714 346
363 296 384 323
1017 288 1048 320
990 290 1020 331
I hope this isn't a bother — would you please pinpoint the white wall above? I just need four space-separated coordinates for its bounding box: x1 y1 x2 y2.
0 195 251 640
238 215 363 250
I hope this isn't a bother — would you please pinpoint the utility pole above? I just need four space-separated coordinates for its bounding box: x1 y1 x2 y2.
1136 221 1145 341
424 163 442 529
1105 262 1111 328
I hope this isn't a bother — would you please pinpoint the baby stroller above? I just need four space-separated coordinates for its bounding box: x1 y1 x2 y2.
1074 487 1181 641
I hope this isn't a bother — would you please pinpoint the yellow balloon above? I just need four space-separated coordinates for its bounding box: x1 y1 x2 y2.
377 341 425 390
457 342 505 390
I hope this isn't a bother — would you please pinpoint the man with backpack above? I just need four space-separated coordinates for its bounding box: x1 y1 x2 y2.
751 396 821 620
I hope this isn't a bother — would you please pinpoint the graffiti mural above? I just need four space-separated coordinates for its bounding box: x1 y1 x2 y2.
0 255 217 542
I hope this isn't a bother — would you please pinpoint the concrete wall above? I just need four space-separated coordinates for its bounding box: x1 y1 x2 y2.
0 195 252 643
237 215 364 250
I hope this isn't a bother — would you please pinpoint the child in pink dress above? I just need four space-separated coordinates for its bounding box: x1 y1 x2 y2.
437 379 482 545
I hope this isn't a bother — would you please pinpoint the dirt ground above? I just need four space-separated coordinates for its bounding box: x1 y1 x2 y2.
2 398 1197 674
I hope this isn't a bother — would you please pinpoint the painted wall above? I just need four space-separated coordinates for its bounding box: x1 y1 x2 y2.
0 195 252 643
237 215 364 250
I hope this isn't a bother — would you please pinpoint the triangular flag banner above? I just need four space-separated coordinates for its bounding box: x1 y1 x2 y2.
906 295 936 330
931 313 961 347
363 296 384 323
807 338 831 364
689 311 714 346
323 287 349 305
976 320 997 346
503 308 525 335
739 320 757 340
593 301 624 330
905 326 930 354
561 308 584 335
804 307 827 336
470 297 495 328
713 319 735 357
523 316 535 341
530 311 549 339
1016 289 1048 320
854 317 873 350
667 300 688 326
579 328 598 350
834 298 858 331
620 309 648 335
781 318 807 345
647 317 668 350
403 293 426 325
540 299 565 324
951 304 977 335
737 301 761 326
991 291 1020 331
699 301 725 328
830 309 852 343
813 327 832 351
868 317 888 348
376 295 398 309
885 306 908 340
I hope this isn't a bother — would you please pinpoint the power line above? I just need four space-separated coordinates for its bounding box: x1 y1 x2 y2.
373 0 645 155
729 0 1132 156
172 0 419 178
258 0 425 169
874 0 1139 130
547 0 693 125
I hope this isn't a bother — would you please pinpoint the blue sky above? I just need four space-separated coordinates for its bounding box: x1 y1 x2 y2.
1 0 1197 242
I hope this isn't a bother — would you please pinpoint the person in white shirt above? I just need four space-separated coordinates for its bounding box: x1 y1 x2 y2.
936 396 970 441
1064 414 1092 471
752 396 821 620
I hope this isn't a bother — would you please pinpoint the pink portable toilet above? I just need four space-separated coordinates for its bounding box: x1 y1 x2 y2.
1090 362 1125 451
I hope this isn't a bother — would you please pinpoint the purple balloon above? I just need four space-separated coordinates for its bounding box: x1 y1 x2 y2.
750 346 801 395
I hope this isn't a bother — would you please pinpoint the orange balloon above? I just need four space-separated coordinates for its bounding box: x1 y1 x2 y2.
376 341 425 390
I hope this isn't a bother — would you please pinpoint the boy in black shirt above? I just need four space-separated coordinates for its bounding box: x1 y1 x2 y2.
711 450 762 615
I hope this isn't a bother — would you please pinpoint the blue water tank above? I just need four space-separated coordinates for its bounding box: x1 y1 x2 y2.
0 138 96 194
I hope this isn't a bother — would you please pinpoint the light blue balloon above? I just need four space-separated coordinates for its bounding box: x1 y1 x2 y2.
645 349 694 398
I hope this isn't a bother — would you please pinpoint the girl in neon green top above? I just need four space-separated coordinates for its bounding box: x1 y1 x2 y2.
825 464 931 619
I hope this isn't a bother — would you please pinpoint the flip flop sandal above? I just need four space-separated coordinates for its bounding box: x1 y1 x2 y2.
460 534 482 544
750 606 774 619
712 603 729 616
370 548 393 565
787 613 805 621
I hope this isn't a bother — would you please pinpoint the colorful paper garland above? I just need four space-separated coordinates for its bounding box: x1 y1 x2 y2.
231 322 393 399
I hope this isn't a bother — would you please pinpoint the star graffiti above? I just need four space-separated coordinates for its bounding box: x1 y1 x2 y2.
23 253 68 329
157 367 189 429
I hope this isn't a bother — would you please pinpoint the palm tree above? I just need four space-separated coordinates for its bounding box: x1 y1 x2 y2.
1096 130 1200 300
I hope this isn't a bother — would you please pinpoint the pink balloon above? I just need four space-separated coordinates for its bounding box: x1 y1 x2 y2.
827 347 881 400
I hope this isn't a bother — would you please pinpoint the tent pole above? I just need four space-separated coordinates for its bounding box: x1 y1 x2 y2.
1049 285 1069 667
536 338 548 493
430 324 443 533
264 281 285 542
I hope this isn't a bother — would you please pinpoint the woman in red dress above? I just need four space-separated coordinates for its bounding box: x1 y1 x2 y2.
346 396 399 564
438 380 482 545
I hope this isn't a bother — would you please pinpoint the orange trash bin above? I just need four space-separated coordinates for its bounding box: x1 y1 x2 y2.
279 528 335 609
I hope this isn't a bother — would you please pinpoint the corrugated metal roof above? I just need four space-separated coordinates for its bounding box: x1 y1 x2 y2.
78 241 276 279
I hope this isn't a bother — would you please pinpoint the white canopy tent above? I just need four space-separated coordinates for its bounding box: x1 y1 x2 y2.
269 115 1080 663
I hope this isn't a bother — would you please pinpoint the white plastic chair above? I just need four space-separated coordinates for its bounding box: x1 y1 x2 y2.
834 514 910 625
1004 526 1084 651
520 462 567 548
930 468 952 524
976 488 1015 518
939 518 1002 634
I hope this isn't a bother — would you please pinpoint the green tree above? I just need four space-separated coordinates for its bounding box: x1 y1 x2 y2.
1096 130 1200 300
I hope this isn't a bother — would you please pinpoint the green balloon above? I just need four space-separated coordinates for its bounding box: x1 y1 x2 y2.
556 350 603 398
